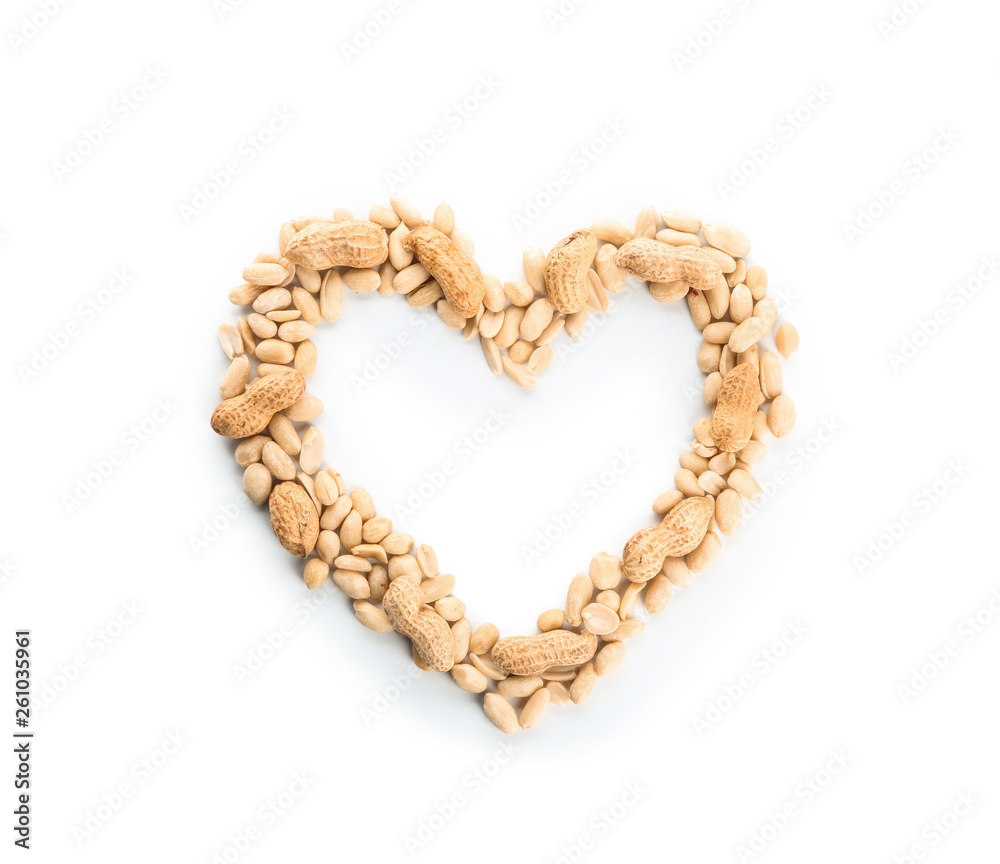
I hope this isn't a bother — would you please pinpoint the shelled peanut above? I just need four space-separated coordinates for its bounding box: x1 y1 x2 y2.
211 200 797 733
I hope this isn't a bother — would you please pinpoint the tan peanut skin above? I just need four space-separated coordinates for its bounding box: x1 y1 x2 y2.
269 481 319 558
622 497 714 583
210 371 306 438
615 239 722 293
382 577 455 672
402 226 485 318
284 220 388 270
491 630 598 676
544 229 597 314
711 362 761 452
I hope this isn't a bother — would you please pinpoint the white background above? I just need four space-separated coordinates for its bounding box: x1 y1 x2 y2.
2 0 999 861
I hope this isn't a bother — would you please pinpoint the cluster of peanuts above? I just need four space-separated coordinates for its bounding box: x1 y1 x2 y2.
213 198 799 733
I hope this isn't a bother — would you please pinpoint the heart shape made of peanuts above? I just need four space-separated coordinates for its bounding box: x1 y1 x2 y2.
211 197 799 734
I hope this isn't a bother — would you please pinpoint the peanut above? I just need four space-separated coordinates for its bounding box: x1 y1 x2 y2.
591 220 633 246
686 531 721 573
664 556 691 588
615 239 722 293
483 693 518 734
660 209 701 232
304 559 329 590
497 675 544 699
703 221 750 257
729 315 772 354
569 663 597 704
546 681 572 705
711 363 761 452
234 434 269 467
730 284 754 323
452 663 488 693
544 229 598 314
332 570 370 600
581 603 620 635
283 220 388 270
745 263 768 299
622 496 714 582
382 577 454 672
211 371 306 438
727 468 764 500
652 490 684 514
565 572 594 626
589 552 622 590
220 355 250 399
603 619 645 642
537 609 565 632
269 481 319 558
243 463 272 506
687 290 711 330
675 468 703 497
354 600 393 632
491 630 598 675
767 395 796 437
451 618 471 662
595 242 627 292
471 652 508 681
467 625 498 657
776 322 799 358
594 641 626 677
519 688 550 729
759 351 782 399
403 226 484 318
619 581 644 619
644 573 674 614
